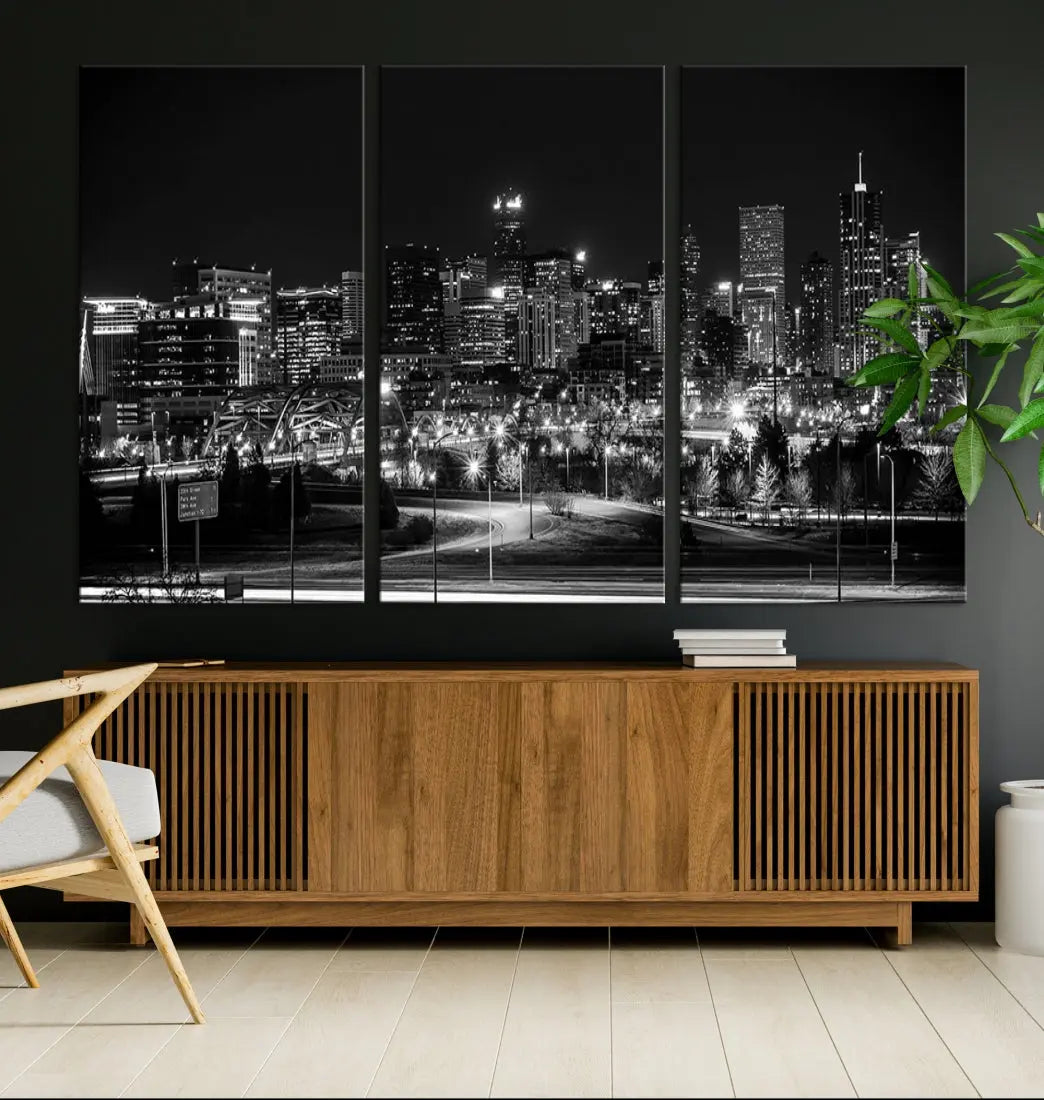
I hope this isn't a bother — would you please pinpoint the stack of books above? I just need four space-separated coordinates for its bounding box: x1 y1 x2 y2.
673 629 796 668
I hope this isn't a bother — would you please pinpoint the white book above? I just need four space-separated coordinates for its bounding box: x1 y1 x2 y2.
680 641 786 653
682 654 797 668
673 629 786 641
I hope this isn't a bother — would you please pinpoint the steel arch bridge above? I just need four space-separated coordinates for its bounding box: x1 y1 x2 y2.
202 383 372 459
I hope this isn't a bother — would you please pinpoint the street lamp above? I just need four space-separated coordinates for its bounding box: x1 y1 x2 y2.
467 455 494 585
604 443 612 500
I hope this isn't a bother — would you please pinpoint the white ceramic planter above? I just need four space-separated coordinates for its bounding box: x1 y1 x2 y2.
995 781 1044 954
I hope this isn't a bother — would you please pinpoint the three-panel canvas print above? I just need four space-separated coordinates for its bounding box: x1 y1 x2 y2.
77 65 966 605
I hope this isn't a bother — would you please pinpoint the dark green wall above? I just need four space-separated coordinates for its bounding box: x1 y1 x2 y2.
1 0 1039 920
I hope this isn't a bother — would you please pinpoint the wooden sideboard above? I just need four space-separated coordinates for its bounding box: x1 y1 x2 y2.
64 663 979 944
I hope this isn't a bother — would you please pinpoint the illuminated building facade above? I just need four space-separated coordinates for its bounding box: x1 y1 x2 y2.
681 226 701 370
82 296 150 427
738 204 785 367
276 287 343 385
527 250 576 368
458 293 507 368
384 243 443 354
492 191 526 352
340 270 364 348
884 232 928 348
799 251 835 375
838 154 884 374
518 288 557 374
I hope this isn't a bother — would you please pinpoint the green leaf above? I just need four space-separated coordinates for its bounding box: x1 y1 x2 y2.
1019 331 1044 408
997 232 1035 259
907 262 919 302
1000 398 1044 442
982 278 1025 300
860 316 922 356
975 403 1016 429
1016 257 1044 276
924 336 955 371
953 419 987 504
847 353 920 388
977 348 1011 406
969 269 1012 296
959 322 1039 345
863 297 908 318
931 405 968 434
1038 213 1044 229
917 366 930 414
1001 280 1044 305
976 342 1012 357
879 371 920 436
922 263 954 298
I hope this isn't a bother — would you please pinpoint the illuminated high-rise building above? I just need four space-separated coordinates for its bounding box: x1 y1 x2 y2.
571 249 587 291
681 226 701 370
518 288 557 375
527 250 576 368
738 204 785 367
384 243 443 354
458 291 506 368
704 281 735 321
492 191 526 351
884 231 928 348
340 270 364 348
174 261 275 384
645 260 665 354
276 287 343 385
838 153 884 374
81 297 150 416
441 255 488 304
799 251 835 375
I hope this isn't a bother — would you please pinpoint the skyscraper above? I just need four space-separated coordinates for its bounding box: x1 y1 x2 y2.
681 226 701 370
174 262 275 385
799 251 835 375
276 287 343 385
838 153 884 375
81 297 150 422
645 260 665 354
384 243 443 354
527 250 576 368
738 204 785 367
458 292 507 368
518 288 557 374
340 270 364 349
492 191 526 353
884 231 928 348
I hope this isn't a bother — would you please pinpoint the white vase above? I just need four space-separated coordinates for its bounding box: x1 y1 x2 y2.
995 781 1044 954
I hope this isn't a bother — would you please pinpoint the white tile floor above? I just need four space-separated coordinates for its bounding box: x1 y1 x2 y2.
1 921 1041 1097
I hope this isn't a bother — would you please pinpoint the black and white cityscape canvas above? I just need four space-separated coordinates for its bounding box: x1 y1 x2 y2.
78 67 364 604
379 67 664 603
680 67 966 602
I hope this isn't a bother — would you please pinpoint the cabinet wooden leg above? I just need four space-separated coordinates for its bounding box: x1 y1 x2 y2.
129 907 147 947
896 902 913 946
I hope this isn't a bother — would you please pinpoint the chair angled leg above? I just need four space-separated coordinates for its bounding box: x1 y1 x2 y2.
0 894 38 989
65 749 205 1023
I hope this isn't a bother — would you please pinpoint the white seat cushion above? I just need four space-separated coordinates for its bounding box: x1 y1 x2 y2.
0 751 161 875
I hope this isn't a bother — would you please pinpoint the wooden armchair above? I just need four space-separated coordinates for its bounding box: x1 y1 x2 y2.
0 664 204 1023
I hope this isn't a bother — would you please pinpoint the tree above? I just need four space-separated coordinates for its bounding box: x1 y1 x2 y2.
220 442 241 503
752 456 781 524
723 467 749 511
784 469 813 525
687 454 718 516
913 448 960 520
273 462 310 527
833 464 857 522
242 459 272 530
752 415 789 476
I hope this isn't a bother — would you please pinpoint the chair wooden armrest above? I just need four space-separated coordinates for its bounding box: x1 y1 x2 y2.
0 663 204 1023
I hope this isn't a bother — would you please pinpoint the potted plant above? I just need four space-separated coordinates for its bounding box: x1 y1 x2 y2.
848 213 1044 954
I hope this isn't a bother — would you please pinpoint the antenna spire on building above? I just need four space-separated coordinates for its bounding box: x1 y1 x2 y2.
855 151 867 193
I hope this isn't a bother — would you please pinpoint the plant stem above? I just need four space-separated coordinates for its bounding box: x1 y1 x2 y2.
981 431 1044 539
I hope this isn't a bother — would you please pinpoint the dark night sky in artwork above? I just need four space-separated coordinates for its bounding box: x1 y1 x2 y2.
380 67 664 283
683 67 966 303
79 67 362 300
